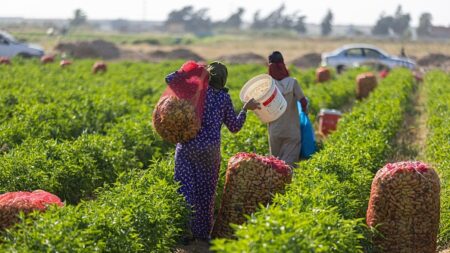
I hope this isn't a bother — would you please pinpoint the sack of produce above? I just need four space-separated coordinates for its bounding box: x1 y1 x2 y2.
356 72 377 99
0 190 64 229
40 55 55 64
366 161 440 253
92 61 107 74
153 61 209 144
0 57 11 65
316 66 331 83
212 153 292 238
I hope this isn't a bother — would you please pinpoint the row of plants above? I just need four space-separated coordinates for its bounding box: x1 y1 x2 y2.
217 68 363 206
0 61 364 251
212 68 415 252
0 60 172 147
0 59 316 150
0 60 356 205
0 159 189 252
424 71 450 247
222 67 361 161
0 59 334 151
0 60 177 204
0 60 259 204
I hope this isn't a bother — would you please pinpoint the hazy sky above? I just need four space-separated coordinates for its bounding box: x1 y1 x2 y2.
1 0 449 26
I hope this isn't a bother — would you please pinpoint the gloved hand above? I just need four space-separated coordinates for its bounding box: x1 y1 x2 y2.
300 97 308 114
243 98 261 111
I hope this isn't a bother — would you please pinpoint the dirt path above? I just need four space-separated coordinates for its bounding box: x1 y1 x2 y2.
387 80 427 163
414 83 428 161
174 240 212 253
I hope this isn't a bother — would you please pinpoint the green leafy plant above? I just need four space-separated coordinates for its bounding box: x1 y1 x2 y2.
212 69 414 252
424 71 450 247
0 59 387 252
1 159 189 253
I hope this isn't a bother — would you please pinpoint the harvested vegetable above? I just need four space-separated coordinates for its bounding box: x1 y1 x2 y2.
92 61 107 74
152 61 208 144
316 66 331 83
0 190 64 229
0 57 11 65
212 152 292 238
356 72 377 99
40 55 55 64
367 161 440 253
152 96 200 144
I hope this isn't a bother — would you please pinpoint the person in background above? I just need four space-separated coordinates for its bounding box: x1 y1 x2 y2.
168 61 260 243
400 46 407 57
267 51 308 167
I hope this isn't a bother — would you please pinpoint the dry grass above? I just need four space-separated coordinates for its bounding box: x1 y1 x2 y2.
122 37 450 62
173 240 211 253
20 28 448 63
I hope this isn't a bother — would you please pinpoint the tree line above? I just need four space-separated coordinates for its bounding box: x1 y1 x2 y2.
164 4 435 38
67 4 436 38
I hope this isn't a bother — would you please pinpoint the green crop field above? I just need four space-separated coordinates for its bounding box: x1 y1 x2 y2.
0 58 448 252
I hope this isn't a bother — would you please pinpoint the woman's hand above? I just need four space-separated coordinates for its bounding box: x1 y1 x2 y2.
300 97 308 114
243 98 261 111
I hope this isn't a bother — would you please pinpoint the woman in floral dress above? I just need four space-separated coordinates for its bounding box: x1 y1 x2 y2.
168 61 259 242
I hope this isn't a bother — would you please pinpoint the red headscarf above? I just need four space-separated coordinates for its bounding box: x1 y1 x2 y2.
268 51 289 81
269 62 289 81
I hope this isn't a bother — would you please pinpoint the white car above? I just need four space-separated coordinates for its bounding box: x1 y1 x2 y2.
0 31 44 58
321 44 416 73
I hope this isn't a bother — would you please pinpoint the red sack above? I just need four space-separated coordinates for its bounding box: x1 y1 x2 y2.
316 66 331 83
153 61 209 143
379 69 389 79
0 190 63 229
0 57 11 65
40 55 55 64
356 72 377 99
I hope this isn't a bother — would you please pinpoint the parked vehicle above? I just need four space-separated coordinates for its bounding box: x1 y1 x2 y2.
321 44 416 73
0 31 44 58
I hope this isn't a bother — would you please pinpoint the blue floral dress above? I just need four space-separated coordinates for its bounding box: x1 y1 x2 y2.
174 87 246 239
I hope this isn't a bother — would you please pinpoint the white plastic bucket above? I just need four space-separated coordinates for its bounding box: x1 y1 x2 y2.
240 74 287 123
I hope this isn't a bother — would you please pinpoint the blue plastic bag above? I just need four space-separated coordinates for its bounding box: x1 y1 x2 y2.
297 101 316 159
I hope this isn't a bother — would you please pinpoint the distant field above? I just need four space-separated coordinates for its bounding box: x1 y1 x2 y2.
127 36 450 61
9 29 450 62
